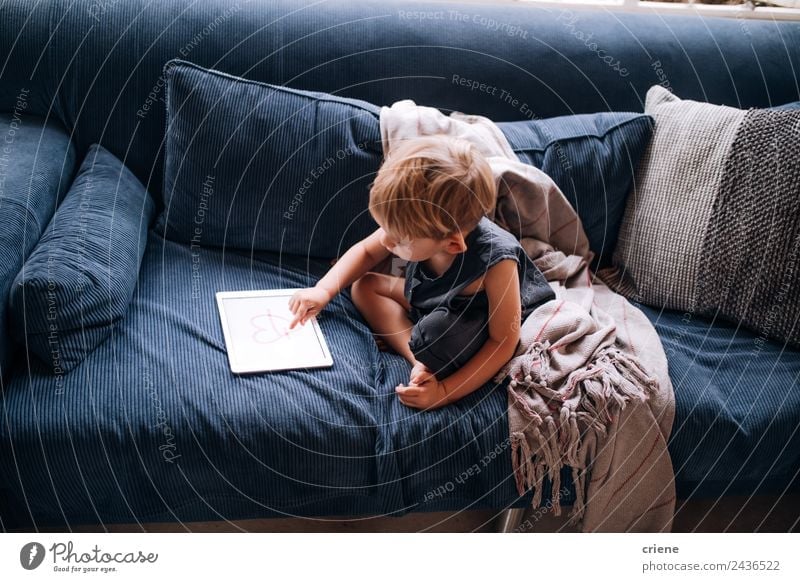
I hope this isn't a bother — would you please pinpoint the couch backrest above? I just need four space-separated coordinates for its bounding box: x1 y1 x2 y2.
1 0 799 210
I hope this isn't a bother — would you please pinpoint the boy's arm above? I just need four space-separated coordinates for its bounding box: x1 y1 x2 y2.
440 259 522 404
315 228 392 299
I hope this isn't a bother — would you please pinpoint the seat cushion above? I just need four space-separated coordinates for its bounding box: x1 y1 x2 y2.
0 231 573 528
3 233 795 529
637 303 800 498
9 144 156 373
5 233 794 527
0 230 387 527
6 235 795 528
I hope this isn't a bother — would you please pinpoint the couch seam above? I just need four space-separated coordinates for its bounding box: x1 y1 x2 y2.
0 197 44 244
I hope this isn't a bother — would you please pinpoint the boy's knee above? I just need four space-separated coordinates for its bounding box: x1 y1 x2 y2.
351 272 379 301
409 305 489 379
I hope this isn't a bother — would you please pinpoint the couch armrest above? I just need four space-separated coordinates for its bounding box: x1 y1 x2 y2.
9 143 155 375
0 110 76 381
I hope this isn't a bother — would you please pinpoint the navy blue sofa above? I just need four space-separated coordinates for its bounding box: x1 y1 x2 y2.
1 0 799 531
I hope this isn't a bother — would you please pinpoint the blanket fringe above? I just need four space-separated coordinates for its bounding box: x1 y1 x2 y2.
566 465 586 528
509 343 660 527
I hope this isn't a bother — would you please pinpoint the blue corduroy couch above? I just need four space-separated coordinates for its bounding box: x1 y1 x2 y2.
1 0 799 531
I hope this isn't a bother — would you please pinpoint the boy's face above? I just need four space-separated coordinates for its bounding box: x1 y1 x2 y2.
376 221 466 262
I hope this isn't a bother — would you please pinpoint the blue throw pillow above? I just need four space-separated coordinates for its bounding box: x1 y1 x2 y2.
153 58 384 258
496 112 653 268
9 144 156 374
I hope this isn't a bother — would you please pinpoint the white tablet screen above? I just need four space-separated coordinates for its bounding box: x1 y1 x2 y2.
216 290 333 374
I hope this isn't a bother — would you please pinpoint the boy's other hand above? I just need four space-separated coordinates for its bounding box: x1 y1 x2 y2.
288 286 332 329
409 360 435 385
396 377 449 410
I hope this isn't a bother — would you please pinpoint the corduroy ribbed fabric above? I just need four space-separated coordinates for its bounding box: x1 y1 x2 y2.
9 144 156 373
2 1 799 209
636 302 800 499
0 111 77 382
154 58 383 258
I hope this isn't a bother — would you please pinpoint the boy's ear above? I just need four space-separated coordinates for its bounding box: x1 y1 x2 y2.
444 232 467 254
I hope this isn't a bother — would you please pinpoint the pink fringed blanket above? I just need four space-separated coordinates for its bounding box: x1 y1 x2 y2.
380 100 676 532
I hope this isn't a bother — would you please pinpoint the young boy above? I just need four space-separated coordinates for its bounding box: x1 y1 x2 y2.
288 136 555 410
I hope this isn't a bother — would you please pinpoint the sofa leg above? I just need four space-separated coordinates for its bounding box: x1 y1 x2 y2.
498 507 526 532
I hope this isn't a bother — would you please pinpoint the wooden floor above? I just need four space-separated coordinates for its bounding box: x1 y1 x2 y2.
38 494 799 533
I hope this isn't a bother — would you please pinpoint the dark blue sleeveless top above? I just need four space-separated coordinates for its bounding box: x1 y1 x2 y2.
403 216 555 323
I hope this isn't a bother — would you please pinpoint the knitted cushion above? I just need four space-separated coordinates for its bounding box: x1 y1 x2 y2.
612 85 747 310
694 108 800 348
608 85 800 347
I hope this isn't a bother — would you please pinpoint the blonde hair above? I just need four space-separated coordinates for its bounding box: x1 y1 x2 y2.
368 135 496 240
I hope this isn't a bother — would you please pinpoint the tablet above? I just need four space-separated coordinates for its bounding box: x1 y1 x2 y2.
215 289 334 374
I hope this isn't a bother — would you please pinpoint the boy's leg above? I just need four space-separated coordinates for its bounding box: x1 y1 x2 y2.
351 273 416 364
409 301 490 380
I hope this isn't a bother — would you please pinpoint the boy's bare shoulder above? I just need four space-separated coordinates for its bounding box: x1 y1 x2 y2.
483 258 521 341
486 257 518 277
483 258 519 294
360 228 391 263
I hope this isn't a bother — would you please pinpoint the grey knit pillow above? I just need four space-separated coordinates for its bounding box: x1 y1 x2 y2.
608 85 800 348
610 86 747 310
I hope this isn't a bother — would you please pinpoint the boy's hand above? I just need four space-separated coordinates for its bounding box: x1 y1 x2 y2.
396 377 450 410
288 286 332 329
409 360 435 385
